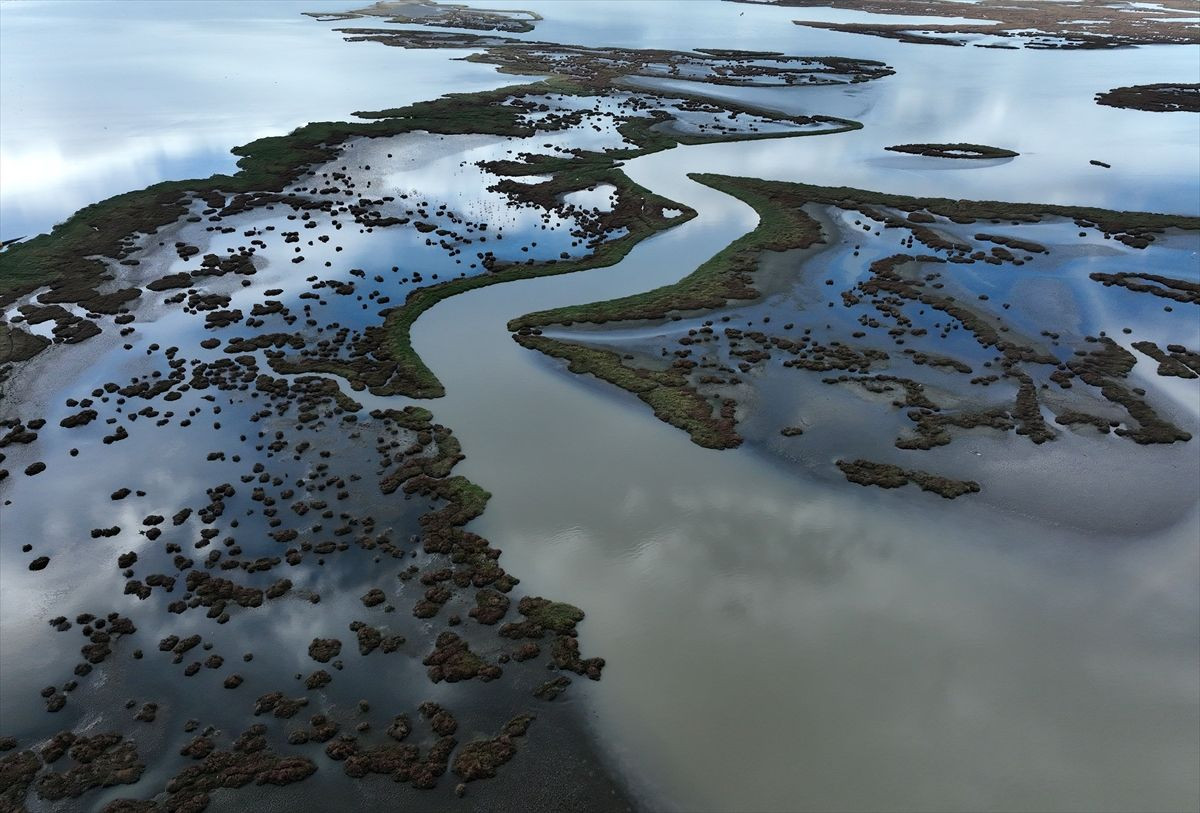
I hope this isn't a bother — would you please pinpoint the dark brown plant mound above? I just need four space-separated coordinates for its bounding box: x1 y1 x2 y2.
1095 84 1200 113
836 459 980 499
885 143 1019 159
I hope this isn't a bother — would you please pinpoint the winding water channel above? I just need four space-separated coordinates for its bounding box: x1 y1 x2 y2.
408 140 1199 810
2 1 1197 810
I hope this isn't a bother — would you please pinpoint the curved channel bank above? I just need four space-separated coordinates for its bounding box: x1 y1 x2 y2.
406 135 1200 812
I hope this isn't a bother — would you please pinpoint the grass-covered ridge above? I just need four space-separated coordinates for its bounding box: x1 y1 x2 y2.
506 173 1200 454
0 69 863 396
0 82 547 309
234 86 862 398
513 333 741 449
512 172 1200 331
372 171 693 397
509 174 826 331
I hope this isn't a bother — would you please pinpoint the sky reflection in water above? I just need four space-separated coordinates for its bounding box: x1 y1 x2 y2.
4 0 1198 238
0 2 1197 811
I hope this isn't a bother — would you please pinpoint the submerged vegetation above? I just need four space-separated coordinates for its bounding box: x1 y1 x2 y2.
514 333 741 449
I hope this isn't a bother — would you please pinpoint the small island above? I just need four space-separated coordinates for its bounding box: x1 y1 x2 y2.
884 142 1019 159
1095 83 1200 113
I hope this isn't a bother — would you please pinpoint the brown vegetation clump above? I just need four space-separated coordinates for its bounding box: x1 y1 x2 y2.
1095 84 1200 113
885 143 1018 159
836 459 980 498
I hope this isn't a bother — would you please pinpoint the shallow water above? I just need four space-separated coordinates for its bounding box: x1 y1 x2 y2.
0 0 541 238
547 206 1200 536
409 144 1200 812
2 1 1198 811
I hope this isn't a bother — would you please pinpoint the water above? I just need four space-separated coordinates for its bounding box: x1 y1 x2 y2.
0 0 539 239
409 149 1200 812
2 1 1198 811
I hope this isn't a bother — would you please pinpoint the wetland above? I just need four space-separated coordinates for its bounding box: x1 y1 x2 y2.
1 1 1198 812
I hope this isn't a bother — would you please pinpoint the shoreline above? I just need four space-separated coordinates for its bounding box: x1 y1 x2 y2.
2 3 1198 811
0 19 894 811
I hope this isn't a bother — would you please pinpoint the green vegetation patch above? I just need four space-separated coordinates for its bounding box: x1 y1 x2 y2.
836 458 980 498
515 171 1200 333
517 597 584 633
0 82 552 309
506 173 1200 459
510 173 824 330
513 333 740 449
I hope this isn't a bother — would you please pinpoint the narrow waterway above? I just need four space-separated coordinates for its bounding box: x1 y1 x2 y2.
2 2 1197 810
408 140 1200 811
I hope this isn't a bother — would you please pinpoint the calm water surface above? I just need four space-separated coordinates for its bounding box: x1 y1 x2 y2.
412 149 1200 812
2 2 1198 811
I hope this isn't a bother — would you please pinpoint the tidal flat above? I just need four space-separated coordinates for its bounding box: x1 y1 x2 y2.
1 1 1198 812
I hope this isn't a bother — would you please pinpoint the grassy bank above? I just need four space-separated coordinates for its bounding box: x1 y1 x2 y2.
511 172 1200 331
0 82 554 310
508 173 825 330
513 334 740 449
